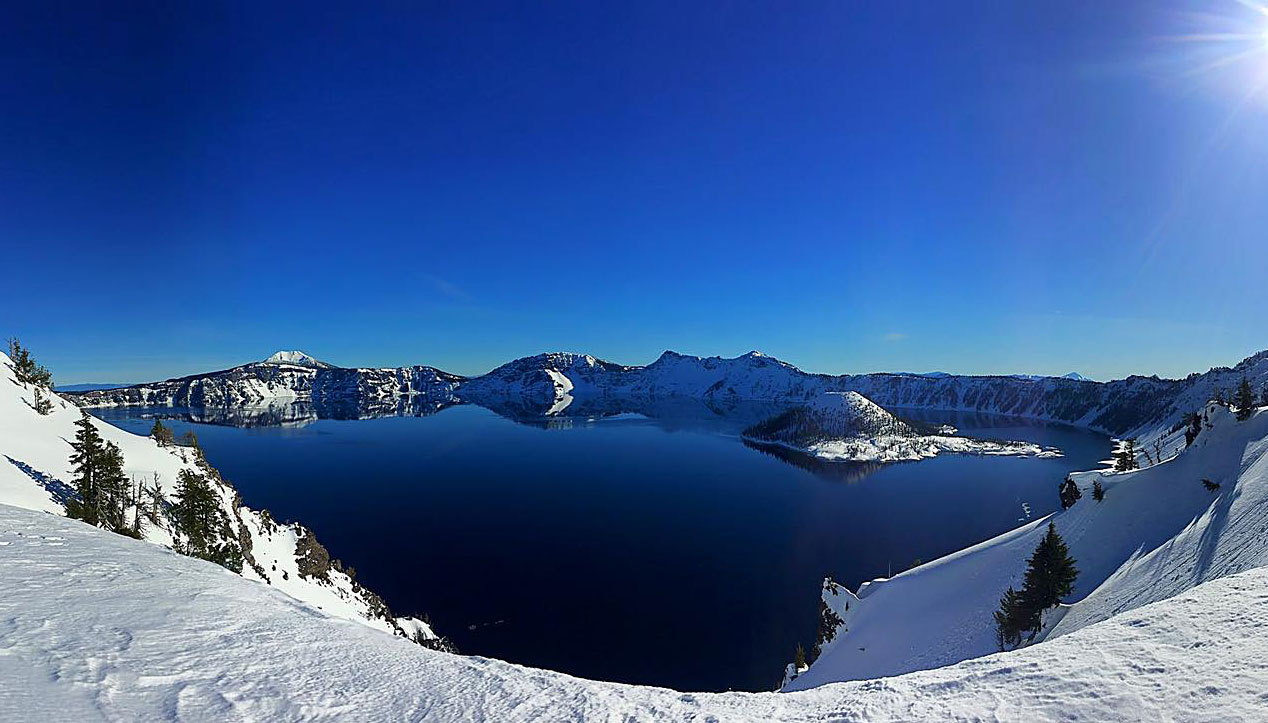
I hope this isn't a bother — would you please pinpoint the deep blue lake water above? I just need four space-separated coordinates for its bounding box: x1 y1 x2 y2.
94 402 1111 692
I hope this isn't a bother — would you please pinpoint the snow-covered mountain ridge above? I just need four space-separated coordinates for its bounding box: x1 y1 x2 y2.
3 499 1267 720
67 348 1268 443
0 352 447 650
70 350 464 410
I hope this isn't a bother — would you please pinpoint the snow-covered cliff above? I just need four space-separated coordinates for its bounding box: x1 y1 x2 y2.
0 351 448 650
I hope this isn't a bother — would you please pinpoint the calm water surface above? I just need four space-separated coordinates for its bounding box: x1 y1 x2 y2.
95 403 1111 692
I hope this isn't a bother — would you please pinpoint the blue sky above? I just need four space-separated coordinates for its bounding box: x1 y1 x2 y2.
3 1 1266 384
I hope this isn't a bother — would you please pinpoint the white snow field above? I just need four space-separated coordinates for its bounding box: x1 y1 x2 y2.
2 502 1267 721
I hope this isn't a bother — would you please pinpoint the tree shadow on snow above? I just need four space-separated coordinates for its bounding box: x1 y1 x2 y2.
4 455 77 508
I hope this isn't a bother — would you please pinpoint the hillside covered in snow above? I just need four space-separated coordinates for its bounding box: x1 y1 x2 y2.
786 399 1268 691
0 351 448 650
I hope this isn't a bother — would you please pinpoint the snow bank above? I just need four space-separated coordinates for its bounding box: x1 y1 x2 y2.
2 501 1267 721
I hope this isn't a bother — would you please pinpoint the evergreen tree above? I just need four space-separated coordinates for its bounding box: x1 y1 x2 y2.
146 473 164 525
5 337 53 388
1058 476 1081 510
33 387 53 415
1235 376 1255 422
1215 387 1227 405
1017 523 1079 637
1261 383 1268 408
150 418 175 446
67 413 105 526
1114 439 1138 471
993 586 1025 650
1092 479 1105 502
171 470 240 570
1185 411 1202 447
97 441 130 533
793 643 807 670
129 475 145 538
180 429 200 450
173 469 219 560
1202 478 1221 493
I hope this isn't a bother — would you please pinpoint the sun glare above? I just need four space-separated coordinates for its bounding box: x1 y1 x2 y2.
1157 0 1268 107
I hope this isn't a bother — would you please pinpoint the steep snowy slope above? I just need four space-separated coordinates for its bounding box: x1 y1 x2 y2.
787 401 1268 690
2 501 1267 721
0 352 445 648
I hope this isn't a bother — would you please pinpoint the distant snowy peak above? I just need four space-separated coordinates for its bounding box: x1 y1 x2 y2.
262 351 333 369
1062 372 1091 381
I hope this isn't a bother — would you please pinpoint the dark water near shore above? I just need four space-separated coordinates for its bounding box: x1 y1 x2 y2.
93 402 1111 692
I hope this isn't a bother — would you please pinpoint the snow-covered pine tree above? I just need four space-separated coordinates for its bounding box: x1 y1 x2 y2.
1092 479 1104 502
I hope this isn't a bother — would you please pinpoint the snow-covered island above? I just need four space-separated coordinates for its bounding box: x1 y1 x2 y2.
741 391 1062 462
